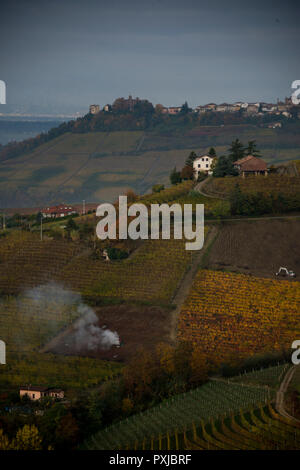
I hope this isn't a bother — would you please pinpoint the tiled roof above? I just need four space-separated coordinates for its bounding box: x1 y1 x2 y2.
235 155 267 171
20 386 47 392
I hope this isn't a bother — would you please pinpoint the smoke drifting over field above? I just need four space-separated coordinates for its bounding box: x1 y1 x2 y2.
74 307 120 351
26 282 120 351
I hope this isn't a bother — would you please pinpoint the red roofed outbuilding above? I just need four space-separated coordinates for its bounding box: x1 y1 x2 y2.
234 155 268 177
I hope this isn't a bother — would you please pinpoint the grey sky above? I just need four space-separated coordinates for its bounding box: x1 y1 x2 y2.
0 0 299 114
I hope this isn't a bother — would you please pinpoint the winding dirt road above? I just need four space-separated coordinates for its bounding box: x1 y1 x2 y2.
276 365 300 423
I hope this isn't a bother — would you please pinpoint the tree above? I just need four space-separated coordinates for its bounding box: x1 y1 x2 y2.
156 343 175 375
125 189 138 203
185 151 197 167
180 101 191 115
173 341 193 383
55 412 79 449
190 348 208 384
36 212 43 224
181 165 194 180
170 167 182 185
152 184 165 193
229 183 247 215
208 147 217 158
66 217 78 234
211 201 230 219
12 425 42 450
245 140 261 157
213 155 238 177
0 429 10 450
122 398 134 416
228 138 245 162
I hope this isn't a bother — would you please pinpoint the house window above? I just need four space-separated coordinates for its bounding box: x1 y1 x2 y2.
32 394 35 399
201 158 204 161
198 164 200 168
206 164 209 168
206 158 208 161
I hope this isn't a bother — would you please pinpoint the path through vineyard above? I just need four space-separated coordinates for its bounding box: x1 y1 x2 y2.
276 365 300 423
170 224 219 341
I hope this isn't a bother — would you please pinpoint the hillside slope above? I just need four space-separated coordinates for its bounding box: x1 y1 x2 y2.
1 123 300 207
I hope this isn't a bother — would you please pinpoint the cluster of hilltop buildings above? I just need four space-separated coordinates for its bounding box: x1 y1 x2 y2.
155 97 295 118
89 96 298 118
193 98 294 117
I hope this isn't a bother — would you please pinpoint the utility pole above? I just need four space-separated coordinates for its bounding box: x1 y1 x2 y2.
83 199 86 216
40 215 43 241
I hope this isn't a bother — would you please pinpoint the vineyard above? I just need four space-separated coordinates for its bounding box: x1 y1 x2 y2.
0 231 195 305
0 231 83 294
204 174 300 198
0 351 121 390
83 364 287 450
57 238 193 304
140 180 194 205
0 284 84 352
134 403 300 450
177 270 300 365
0 280 122 390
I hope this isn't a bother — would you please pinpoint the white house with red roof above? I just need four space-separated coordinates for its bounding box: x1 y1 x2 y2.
193 155 215 176
41 204 76 218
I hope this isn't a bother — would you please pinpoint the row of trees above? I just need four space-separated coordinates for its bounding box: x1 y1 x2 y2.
0 425 43 450
229 183 300 216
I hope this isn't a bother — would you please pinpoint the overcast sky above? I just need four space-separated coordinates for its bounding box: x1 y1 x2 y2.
0 0 299 114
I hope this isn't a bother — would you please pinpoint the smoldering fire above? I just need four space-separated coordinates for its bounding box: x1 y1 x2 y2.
26 282 120 351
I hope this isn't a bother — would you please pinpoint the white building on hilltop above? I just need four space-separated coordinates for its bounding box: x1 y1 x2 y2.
193 155 215 177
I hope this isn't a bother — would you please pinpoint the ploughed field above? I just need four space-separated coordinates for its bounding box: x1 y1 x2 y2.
205 218 300 279
41 304 172 361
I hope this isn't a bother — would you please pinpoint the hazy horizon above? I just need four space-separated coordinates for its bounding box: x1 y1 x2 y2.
1 0 299 115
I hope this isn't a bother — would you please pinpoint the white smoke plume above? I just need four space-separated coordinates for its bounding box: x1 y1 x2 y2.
25 281 120 351
73 306 120 351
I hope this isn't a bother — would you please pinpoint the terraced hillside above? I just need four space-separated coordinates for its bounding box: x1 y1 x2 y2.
1 124 300 207
83 364 289 450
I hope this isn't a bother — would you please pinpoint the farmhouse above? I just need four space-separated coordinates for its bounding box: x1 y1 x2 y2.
20 385 64 401
42 204 77 218
234 155 268 177
193 155 215 176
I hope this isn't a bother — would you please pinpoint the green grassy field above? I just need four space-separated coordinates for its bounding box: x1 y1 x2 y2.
0 125 300 208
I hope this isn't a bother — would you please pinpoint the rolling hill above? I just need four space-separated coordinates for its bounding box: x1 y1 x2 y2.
1 122 300 208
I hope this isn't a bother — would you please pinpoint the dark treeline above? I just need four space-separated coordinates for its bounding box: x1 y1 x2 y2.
230 183 300 216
